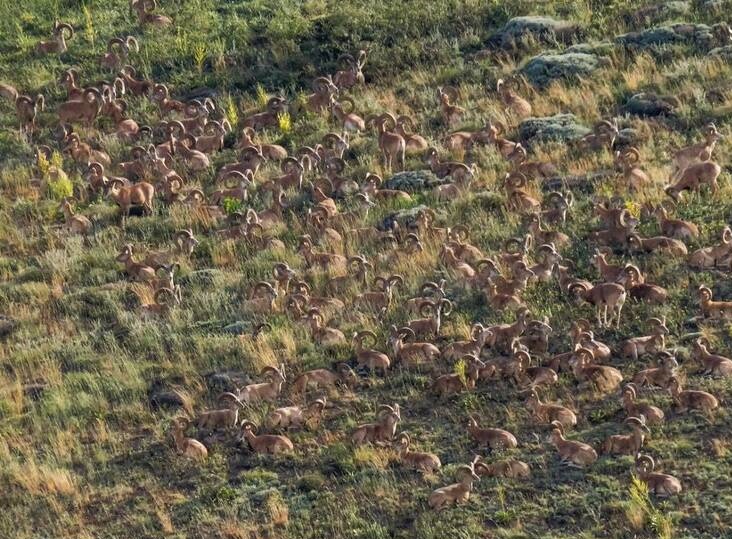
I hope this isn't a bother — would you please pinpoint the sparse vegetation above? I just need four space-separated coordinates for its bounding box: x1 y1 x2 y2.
1 0 732 538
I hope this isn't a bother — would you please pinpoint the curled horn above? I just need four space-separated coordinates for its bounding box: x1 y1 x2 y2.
722 226 732 245
469 323 485 341
439 85 459 102
388 274 403 288
167 120 185 137
241 146 265 159
36 145 53 160
624 416 647 429
396 115 416 130
353 330 378 349
152 83 169 98
347 255 367 271
325 157 346 173
398 326 416 341
337 53 356 67
312 76 332 92
266 96 286 110
338 96 355 113
309 396 327 410
218 392 246 408
307 308 324 324
450 224 469 242
503 237 523 253
623 264 641 283
272 262 294 278
623 383 637 398
87 162 105 176
378 112 397 130
241 420 258 431
373 276 388 291
636 454 655 471
505 171 528 189
420 280 445 296
364 172 383 186
705 122 719 135
280 156 301 173
573 319 592 332
107 37 126 52
153 287 178 306
322 132 344 146
594 119 617 134
510 143 528 161
126 36 140 52
185 188 205 203
292 280 311 294
622 147 641 164
418 300 437 317
537 243 556 259
261 365 283 379
55 22 74 38
224 170 251 188
377 404 396 417
175 228 194 241
356 49 368 67
204 120 223 135
546 191 567 206
550 420 564 434
252 281 277 297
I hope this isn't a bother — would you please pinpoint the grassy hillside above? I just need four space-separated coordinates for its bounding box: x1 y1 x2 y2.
1 0 732 538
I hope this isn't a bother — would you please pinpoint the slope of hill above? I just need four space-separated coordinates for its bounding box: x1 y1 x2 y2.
1 1 732 538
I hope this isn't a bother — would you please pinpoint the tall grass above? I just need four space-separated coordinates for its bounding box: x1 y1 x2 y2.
0 1 730 538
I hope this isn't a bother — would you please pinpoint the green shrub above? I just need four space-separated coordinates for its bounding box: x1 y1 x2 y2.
222 197 243 215
521 52 607 87
47 173 74 200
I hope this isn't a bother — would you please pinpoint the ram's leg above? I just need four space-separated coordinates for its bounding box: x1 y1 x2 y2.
616 302 624 328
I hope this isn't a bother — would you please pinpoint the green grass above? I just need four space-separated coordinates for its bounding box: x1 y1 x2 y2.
1 0 732 538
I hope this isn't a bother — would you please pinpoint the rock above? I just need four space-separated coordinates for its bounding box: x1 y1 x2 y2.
148 382 190 412
0 315 17 338
488 16 581 49
185 87 218 100
709 45 732 59
378 204 437 232
542 170 615 193
565 41 615 56
222 321 250 335
700 0 724 13
519 114 591 144
615 23 720 50
205 371 251 393
615 128 643 148
149 390 187 410
23 381 47 400
705 86 731 104
384 170 445 192
623 92 678 117
520 52 607 87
